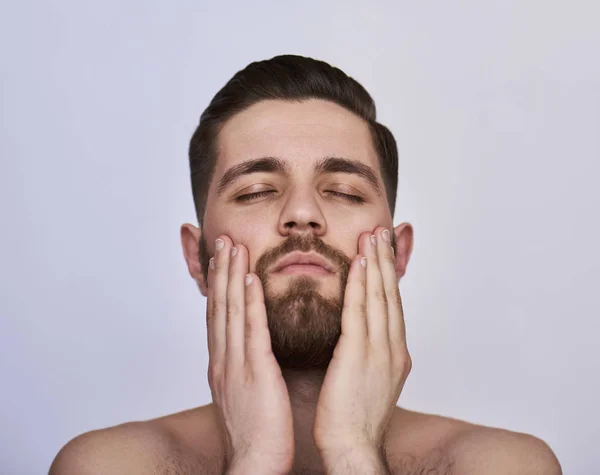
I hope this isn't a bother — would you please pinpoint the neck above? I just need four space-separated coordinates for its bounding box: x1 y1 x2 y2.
282 368 328 469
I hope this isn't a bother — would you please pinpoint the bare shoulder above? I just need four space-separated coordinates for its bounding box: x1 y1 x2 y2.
386 408 561 475
49 408 222 475
444 425 562 475
49 421 173 475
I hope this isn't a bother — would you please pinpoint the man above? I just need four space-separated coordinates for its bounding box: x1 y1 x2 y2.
50 55 561 474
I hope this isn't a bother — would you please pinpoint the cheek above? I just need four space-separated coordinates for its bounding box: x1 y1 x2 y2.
204 208 266 244
326 210 391 257
222 217 274 268
326 213 371 252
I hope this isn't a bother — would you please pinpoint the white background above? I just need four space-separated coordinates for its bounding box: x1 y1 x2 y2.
1 1 598 473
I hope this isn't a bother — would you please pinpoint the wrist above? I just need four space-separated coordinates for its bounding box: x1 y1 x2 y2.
225 456 289 475
318 444 388 474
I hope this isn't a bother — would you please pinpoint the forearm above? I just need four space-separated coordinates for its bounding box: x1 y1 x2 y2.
224 457 288 475
319 445 391 475
225 464 284 475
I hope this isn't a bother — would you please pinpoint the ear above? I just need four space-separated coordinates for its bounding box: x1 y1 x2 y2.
392 222 414 279
180 223 209 297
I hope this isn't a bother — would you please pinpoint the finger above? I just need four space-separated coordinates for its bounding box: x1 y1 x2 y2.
225 243 248 370
207 236 232 373
206 252 215 360
362 231 390 345
376 228 407 351
340 254 368 343
244 271 275 372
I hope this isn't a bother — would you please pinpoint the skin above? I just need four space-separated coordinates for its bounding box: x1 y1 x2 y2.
180 98 414 473
48 97 563 475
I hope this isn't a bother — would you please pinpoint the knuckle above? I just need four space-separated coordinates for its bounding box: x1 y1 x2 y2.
395 351 412 373
375 289 387 304
389 290 402 308
207 366 221 388
226 304 241 322
245 318 261 334
212 299 225 316
344 302 366 316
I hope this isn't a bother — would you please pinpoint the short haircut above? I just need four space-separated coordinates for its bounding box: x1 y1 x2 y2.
188 54 398 226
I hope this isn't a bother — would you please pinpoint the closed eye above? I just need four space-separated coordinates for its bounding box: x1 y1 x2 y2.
235 190 364 204
327 191 364 203
235 190 275 202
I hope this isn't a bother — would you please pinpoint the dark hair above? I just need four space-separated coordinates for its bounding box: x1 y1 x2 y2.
188 54 398 226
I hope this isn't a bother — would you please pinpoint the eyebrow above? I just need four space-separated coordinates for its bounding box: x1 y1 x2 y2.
216 156 382 196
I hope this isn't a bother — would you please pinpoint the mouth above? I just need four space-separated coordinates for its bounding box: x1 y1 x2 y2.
274 264 333 275
271 252 336 276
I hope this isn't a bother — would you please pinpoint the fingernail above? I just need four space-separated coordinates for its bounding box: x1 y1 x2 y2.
382 229 390 242
370 235 377 246
209 257 215 270
245 274 253 286
215 239 224 251
231 247 238 257
360 256 367 267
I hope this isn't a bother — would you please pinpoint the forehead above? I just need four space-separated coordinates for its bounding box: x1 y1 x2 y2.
215 99 379 173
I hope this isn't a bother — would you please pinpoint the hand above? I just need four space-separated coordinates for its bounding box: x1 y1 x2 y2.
313 227 412 457
207 236 295 475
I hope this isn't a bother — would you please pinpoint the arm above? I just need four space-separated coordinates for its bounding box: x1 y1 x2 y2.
319 445 391 475
225 458 289 475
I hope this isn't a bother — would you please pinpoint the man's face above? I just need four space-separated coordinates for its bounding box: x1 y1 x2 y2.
198 99 397 370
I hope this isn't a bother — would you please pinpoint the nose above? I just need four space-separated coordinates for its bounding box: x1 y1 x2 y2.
277 188 327 238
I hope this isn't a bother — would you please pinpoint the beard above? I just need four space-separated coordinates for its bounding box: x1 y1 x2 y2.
199 232 396 371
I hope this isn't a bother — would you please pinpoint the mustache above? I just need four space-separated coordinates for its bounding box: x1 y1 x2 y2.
255 234 351 277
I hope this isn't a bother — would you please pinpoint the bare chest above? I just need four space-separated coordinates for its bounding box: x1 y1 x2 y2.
153 447 455 475
290 449 455 475
153 406 461 475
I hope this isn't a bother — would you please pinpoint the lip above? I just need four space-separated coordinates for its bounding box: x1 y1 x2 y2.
272 251 335 274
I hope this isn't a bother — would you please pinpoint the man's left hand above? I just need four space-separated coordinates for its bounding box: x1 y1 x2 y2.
313 227 411 465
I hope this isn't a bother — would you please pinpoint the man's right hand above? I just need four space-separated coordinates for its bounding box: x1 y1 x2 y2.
207 236 295 475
